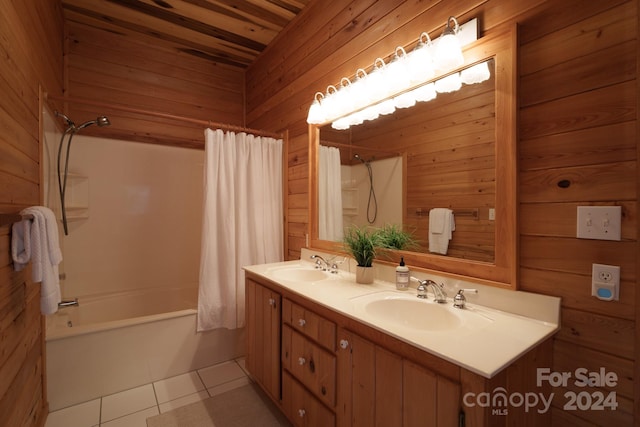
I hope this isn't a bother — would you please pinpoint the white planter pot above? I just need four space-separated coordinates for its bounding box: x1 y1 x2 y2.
355 266 374 284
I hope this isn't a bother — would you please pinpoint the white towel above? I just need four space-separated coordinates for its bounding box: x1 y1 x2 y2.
11 206 63 315
428 208 455 255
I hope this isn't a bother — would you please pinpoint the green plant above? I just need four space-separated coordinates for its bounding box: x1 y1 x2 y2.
342 225 381 267
377 224 419 251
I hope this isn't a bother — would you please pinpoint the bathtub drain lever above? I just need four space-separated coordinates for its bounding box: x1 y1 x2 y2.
58 298 79 308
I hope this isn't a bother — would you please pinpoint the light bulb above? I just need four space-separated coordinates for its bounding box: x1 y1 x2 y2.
461 61 491 85
306 92 325 124
435 73 462 93
435 17 464 72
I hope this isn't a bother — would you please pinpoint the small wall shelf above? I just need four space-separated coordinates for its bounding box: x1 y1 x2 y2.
342 187 358 217
63 174 89 221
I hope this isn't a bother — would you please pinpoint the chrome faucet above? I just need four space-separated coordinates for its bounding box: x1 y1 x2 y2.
412 277 447 303
310 254 339 274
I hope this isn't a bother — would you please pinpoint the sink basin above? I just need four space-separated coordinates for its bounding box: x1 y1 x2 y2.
362 296 462 331
269 266 330 283
363 297 462 331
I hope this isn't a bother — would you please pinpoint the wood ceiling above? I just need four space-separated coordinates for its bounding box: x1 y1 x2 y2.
61 0 310 68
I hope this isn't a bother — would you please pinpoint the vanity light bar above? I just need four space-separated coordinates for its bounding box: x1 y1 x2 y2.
306 17 480 128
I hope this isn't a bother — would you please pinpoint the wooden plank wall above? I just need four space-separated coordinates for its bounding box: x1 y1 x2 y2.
246 0 638 425
519 1 637 425
62 19 245 149
0 0 64 426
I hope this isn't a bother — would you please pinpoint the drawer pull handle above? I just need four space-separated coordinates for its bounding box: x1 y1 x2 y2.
339 339 349 349
298 318 306 327
298 357 306 365
298 409 306 418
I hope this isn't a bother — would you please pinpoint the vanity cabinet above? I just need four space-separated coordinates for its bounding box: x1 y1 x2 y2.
245 278 281 402
336 328 461 426
244 272 552 427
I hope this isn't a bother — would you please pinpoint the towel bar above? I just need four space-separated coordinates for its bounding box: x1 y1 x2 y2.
414 208 479 219
0 213 34 227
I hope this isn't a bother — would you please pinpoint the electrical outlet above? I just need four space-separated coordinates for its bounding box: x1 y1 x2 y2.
592 264 620 301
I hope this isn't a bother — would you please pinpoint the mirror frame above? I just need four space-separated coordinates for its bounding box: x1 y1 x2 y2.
308 26 517 289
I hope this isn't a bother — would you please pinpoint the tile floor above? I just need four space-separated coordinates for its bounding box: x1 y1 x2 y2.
45 358 251 427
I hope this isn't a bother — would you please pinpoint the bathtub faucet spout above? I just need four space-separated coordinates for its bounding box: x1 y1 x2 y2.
58 298 79 308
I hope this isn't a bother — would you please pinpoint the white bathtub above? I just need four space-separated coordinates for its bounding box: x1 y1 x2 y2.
46 287 244 411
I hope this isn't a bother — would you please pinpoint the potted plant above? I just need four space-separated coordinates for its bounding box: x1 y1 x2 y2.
342 225 381 284
377 223 419 251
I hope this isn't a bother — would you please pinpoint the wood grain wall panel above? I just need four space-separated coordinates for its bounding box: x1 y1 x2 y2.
0 0 63 425
518 1 637 423
248 0 638 424
519 122 636 171
64 20 245 148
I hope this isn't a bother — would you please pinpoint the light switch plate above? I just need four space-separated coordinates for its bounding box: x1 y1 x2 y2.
576 206 621 241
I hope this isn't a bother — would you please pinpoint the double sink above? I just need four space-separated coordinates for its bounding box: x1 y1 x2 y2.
269 263 492 334
253 260 560 378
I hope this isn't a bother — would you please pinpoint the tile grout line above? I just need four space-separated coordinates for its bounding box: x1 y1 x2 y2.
151 381 161 415
195 369 212 398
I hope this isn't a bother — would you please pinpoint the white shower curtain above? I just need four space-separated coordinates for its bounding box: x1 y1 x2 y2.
318 146 343 241
198 128 283 331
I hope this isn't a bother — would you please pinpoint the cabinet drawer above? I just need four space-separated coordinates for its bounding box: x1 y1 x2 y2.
283 371 335 427
283 299 336 350
282 324 336 408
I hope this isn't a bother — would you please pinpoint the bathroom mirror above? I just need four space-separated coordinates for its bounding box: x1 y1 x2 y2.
309 28 517 288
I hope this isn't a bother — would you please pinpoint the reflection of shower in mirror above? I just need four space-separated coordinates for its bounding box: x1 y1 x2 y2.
353 154 377 224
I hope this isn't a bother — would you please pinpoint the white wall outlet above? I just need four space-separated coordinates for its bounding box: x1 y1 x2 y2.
576 206 621 241
591 263 620 301
488 208 495 221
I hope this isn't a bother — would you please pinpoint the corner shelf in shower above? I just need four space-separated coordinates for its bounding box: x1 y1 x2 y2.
62 173 89 221
342 187 358 217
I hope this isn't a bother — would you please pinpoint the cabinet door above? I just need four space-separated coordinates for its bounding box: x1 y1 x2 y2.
337 329 459 427
337 330 403 427
245 278 281 402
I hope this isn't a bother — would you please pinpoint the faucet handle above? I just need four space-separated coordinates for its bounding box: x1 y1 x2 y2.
453 289 478 309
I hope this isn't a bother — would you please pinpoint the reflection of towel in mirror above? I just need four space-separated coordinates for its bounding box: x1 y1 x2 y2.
11 206 63 315
428 208 455 255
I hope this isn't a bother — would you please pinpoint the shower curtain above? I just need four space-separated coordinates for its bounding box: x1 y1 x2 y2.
198 129 283 331
318 146 343 241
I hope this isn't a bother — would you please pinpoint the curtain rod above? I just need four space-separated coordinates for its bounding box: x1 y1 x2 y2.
319 140 401 157
45 94 283 139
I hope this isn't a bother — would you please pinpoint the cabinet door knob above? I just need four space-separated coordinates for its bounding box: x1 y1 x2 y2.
298 318 306 327
268 298 276 307
339 339 349 349
298 357 306 365
298 409 306 418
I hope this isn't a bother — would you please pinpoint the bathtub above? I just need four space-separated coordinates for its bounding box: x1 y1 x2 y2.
46 287 244 411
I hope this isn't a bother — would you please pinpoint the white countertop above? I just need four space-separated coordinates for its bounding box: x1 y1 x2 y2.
244 257 560 379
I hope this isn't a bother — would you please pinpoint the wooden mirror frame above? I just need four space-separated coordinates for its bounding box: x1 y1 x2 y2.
309 27 517 289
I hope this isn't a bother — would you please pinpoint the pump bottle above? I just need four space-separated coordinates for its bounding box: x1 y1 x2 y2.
396 257 410 290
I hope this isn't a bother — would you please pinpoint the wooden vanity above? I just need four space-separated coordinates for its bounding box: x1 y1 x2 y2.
245 263 558 426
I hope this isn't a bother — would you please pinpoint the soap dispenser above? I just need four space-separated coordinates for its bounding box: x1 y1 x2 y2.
396 257 410 290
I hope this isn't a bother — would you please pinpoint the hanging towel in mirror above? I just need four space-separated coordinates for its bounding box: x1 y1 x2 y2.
428 208 455 255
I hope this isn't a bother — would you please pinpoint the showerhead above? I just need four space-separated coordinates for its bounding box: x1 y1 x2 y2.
354 153 367 164
96 116 111 127
76 116 111 131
